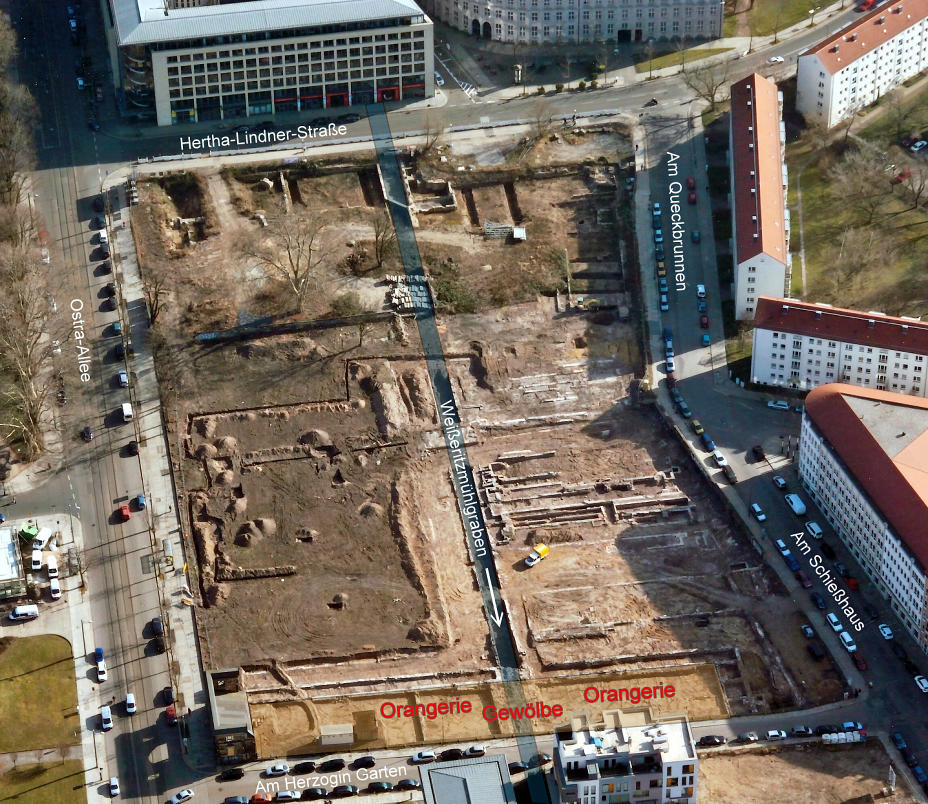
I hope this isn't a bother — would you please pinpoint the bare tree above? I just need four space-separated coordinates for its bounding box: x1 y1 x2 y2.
0 82 37 206
885 90 915 141
680 60 731 110
371 207 397 268
418 114 444 159
357 319 372 348
899 162 928 209
834 105 861 147
531 98 555 140
141 260 169 326
238 214 327 313
828 149 889 226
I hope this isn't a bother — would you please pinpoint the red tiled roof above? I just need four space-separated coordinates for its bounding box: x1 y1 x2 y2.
805 383 928 571
805 0 928 75
730 74 787 265
754 296 928 353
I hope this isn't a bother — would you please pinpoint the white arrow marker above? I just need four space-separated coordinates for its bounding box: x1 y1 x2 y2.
485 569 504 627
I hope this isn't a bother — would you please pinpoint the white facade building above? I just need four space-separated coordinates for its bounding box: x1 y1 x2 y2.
553 714 697 804
106 0 433 126
800 384 928 651
751 297 928 394
796 0 928 129
729 74 790 321
419 0 722 45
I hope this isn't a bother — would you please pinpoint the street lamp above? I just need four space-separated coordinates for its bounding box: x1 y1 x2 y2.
808 6 820 27
647 38 655 80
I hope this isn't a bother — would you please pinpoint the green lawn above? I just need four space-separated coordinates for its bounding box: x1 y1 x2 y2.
635 48 732 74
0 761 86 804
725 0 826 38
0 636 80 753
860 76 928 144
787 137 928 316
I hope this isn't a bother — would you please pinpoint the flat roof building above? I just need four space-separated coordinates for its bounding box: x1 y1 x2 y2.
104 0 433 126
751 296 928 394
554 711 697 804
796 0 928 129
207 669 257 764
422 755 516 804
800 384 928 651
729 74 790 321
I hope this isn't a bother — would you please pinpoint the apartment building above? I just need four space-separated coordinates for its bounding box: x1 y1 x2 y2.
554 713 697 804
418 0 723 45
107 0 433 126
796 0 928 129
751 297 928 394
800 384 928 651
729 74 790 321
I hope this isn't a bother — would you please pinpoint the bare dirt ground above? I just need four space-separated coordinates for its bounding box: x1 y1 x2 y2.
133 127 845 759
700 742 917 803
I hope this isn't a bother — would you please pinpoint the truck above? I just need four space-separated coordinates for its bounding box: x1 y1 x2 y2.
524 544 550 567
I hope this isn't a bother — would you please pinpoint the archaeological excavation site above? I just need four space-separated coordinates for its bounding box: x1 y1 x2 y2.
131 124 846 756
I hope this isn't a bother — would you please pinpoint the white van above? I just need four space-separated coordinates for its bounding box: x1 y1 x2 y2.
806 521 823 539
46 554 59 578
839 631 857 652
30 550 43 571
826 612 843 632
31 527 53 551
9 604 39 621
784 493 807 516
121 402 133 422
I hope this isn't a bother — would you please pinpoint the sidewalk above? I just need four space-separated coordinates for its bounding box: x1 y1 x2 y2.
104 182 214 773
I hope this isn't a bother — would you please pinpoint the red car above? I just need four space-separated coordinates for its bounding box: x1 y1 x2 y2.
119 504 131 522
686 176 696 190
699 314 709 329
688 191 697 204
847 577 860 590
795 569 813 589
892 168 912 184
853 652 868 671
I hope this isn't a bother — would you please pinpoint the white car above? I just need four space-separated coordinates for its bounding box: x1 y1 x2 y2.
99 229 109 244
765 729 787 741
767 400 790 410
772 475 787 489
464 745 486 757
911 140 927 153
49 578 61 600
434 71 445 86
767 56 785 64
274 793 300 801
659 293 669 312
750 503 766 522
878 623 893 640
168 791 194 804
784 493 807 516
915 675 928 693
412 750 437 763
76 77 85 90
100 705 113 731
109 776 120 797
97 660 108 682
712 450 728 468
665 357 675 374
266 763 290 776
126 692 136 714
696 283 706 298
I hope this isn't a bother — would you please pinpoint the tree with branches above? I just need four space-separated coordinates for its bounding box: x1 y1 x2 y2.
418 114 444 159
371 207 397 268
828 149 889 226
141 260 170 326
680 60 731 110
238 214 327 313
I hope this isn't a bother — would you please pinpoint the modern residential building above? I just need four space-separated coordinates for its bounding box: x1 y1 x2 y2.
553 711 697 804
422 755 516 804
106 0 434 126
800 384 928 652
751 297 928 394
729 74 790 321
796 0 928 129
419 0 723 45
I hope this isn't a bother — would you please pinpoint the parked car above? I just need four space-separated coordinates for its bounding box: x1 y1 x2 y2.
292 762 315 775
396 779 422 790
691 230 701 243
800 624 814 638
813 724 838 736
773 475 787 489
367 782 394 793
767 55 785 63
701 432 716 451
697 735 726 746
168 792 194 804
810 591 826 610
790 726 813 737
82 426 93 441
352 755 376 769
218 767 245 781
911 140 928 152
109 777 120 797
688 191 697 204
690 419 704 435
677 401 692 419
750 502 766 522
891 733 908 751
712 450 728 468
118 504 131 522
879 623 894 640
699 314 709 329
411 751 436 764
100 705 113 731
300 790 327 800
265 763 290 777
915 675 928 693
464 745 486 757
659 293 669 312
125 692 136 714
737 732 759 743
275 793 301 802
767 400 790 410
508 761 529 774
853 652 868 671
440 748 464 761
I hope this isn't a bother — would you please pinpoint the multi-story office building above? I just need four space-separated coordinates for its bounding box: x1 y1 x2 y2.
751 296 928 394
729 74 790 321
553 713 697 804
419 0 723 45
107 0 433 126
796 0 928 129
800 384 928 651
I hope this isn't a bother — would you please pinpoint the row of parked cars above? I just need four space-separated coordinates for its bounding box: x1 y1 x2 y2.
697 723 866 748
